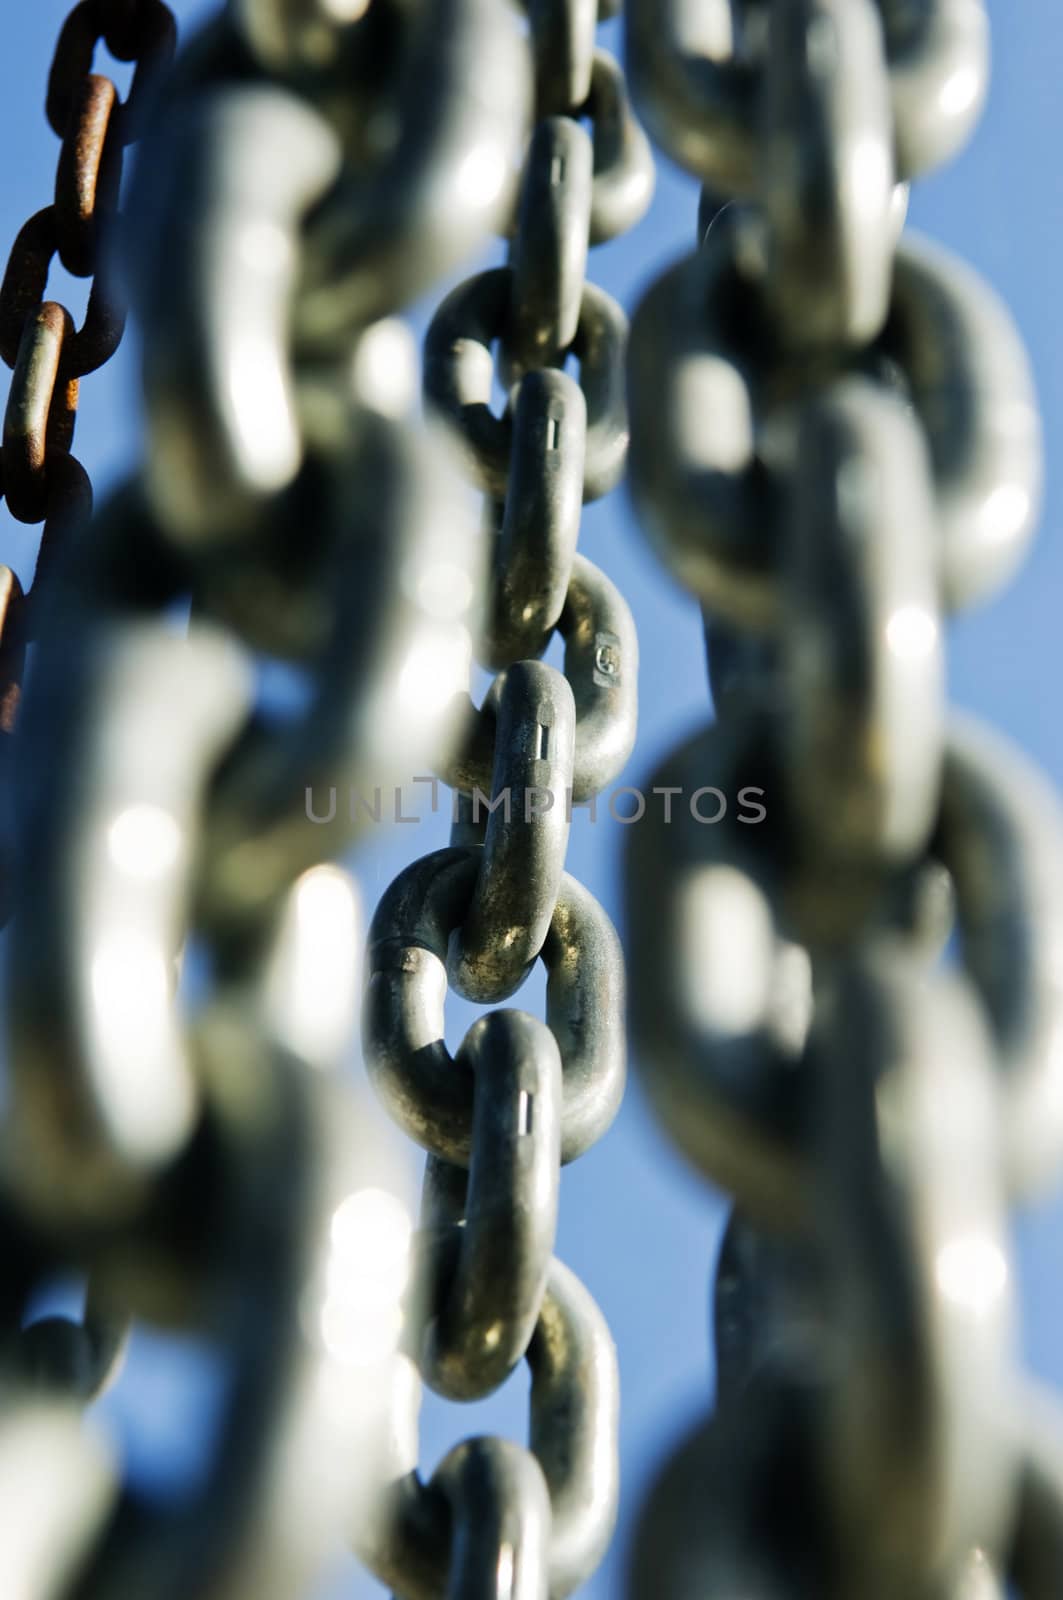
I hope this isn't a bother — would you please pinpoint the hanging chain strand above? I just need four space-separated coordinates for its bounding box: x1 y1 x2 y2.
356 2 650 1593
0 0 543 1593
0 0 175 1410
624 1 1063 1595
0 0 175 930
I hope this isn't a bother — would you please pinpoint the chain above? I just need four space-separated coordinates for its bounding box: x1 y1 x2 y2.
355 4 651 1593
623 1 1063 1595
0 0 545 1592
0 0 175 933
0 0 175 1435
2 0 1063 1596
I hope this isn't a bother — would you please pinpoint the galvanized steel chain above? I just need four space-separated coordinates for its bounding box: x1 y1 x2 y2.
357 4 650 1593
624 2 1063 1595
0 0 546 1596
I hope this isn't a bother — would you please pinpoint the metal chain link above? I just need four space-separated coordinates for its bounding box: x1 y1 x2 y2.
356 5 650 1591
623 1 1063 1594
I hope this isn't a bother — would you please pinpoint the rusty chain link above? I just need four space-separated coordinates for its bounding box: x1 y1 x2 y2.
0 0 175 627
0 0 174 941
624 1 1063 1596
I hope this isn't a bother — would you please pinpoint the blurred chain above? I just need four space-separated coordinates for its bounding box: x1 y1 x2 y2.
0 0 552 1594
5 1 1062 1597
0 0 173 1387
357 4 650 1592
624 1 1063 1595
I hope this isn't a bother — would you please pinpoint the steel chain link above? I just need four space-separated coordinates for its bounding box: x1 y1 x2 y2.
624 1 1063 1595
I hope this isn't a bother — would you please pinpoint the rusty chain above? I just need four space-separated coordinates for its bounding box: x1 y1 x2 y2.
0 0 178 1411
0 0 176 642
624 2 1063 1596
0 0 175 934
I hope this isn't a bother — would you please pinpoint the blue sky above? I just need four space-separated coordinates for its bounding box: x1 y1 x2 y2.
1 2 1061 1594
